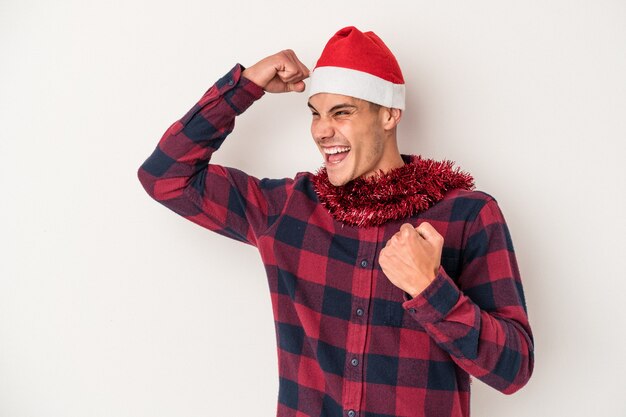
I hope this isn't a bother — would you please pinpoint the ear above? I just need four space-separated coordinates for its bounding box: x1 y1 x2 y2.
381 107 402 131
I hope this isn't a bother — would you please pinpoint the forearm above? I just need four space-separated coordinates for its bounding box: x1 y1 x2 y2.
404 269 534 394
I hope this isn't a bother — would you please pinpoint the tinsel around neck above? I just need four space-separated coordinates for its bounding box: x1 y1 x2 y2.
311 155 475 227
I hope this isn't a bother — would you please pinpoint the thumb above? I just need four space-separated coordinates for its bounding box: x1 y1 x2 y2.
286 80 306 93
415 222 441 242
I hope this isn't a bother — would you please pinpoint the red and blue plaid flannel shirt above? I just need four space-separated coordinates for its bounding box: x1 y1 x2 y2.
138 64 534 417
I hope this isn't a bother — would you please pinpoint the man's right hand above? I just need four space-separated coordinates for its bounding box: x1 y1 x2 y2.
242 50 310 94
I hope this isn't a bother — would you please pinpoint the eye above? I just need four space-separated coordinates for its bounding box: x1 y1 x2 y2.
334 110 350 116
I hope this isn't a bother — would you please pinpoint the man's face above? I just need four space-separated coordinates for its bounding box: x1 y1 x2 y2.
308 93 390 186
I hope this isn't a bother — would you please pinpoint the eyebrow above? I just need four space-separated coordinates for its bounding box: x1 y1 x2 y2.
307 102 358 113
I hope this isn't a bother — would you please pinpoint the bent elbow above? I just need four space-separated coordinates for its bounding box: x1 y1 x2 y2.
499 352 535 395
136 160 151 182
137 165 158 200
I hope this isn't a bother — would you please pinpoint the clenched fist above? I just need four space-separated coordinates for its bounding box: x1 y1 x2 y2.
379 222 444 298
242 49 310 94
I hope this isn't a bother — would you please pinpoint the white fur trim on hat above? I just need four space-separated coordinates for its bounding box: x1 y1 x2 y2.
308 66 405 110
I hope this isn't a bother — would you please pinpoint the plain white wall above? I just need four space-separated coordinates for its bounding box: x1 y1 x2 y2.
1 0 625 416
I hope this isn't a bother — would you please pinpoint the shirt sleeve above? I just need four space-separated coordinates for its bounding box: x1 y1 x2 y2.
137 64 293 247
403 196 534 394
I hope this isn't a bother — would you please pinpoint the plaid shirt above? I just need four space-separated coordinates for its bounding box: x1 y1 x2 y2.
137 64 534 417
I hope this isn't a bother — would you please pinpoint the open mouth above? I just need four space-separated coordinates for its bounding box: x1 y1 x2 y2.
323 146 351 165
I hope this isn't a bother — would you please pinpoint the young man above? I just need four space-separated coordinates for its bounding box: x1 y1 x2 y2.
138 26 534 417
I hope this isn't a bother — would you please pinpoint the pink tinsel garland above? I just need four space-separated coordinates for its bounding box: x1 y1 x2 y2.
311 155 475 227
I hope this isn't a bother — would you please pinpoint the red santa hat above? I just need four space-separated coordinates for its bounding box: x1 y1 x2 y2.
308 26 405 110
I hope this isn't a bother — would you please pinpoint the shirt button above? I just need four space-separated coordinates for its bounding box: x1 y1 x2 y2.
347 410 356 417
360 259 368 268
350 358 359 366
228 79 234 85
409 308 416 314
356 308 364 317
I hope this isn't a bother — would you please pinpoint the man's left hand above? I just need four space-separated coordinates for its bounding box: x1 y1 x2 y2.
379 222 444 298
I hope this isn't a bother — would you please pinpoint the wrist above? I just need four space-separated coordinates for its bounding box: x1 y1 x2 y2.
408 272 437 298
241 67 258 85
241 66 271 90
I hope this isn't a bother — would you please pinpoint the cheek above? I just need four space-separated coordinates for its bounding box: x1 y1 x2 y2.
333 121 349 139
361 132 385 163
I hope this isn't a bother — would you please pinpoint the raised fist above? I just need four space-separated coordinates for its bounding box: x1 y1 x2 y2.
242 49 310 94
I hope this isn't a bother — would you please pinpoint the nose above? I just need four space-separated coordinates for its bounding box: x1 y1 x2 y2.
311 116 334 142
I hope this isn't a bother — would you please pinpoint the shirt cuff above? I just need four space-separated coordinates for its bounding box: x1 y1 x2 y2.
214 63 265 115
402 266 461 324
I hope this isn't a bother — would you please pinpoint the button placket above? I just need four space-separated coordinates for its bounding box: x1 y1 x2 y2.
342 229 377 417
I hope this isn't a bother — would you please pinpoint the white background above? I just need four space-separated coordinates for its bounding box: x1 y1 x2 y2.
1 1 625 416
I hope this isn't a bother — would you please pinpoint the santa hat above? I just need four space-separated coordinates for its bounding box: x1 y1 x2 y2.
308 26 405 110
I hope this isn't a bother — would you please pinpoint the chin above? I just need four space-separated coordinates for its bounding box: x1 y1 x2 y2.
328 178 345 187
327 172 353 187
325 156 360 186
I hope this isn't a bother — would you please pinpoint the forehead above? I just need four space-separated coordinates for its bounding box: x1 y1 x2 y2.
307 92 368 110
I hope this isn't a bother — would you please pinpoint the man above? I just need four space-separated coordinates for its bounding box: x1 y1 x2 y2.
138 26 534 417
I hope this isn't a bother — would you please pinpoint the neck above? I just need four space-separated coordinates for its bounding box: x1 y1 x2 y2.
380 149 405 173
364 137 404 178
